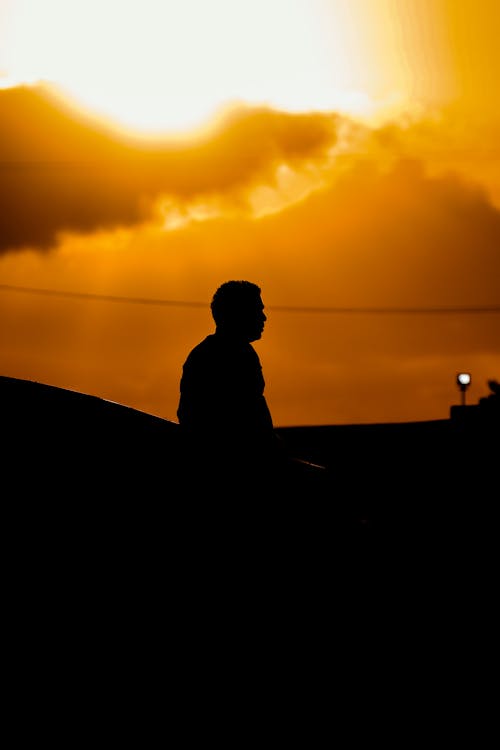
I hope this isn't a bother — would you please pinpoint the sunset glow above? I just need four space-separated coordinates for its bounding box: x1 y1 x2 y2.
0 1 499 427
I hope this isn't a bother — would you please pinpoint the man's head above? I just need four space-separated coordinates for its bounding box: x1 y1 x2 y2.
211 280 267 341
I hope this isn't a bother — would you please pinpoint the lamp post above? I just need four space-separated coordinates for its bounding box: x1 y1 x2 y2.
457 372 471 406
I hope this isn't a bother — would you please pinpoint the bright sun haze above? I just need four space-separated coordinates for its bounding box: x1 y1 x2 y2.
0 0 451 135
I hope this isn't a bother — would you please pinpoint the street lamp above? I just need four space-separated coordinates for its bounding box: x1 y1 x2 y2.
456 372 471 406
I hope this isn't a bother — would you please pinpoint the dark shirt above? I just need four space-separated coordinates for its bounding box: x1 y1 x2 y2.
177 333 277 469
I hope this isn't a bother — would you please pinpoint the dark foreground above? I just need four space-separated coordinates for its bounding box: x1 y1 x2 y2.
3 373 496 561
2 375 497 722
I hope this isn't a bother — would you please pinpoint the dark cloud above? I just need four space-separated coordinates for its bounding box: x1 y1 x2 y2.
0 84 338 252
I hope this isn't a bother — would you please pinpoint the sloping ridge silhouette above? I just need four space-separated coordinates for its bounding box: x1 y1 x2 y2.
2 374 497 675
3 373 495 529
2 373 180 487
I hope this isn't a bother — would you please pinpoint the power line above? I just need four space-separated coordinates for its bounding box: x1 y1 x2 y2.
1 283 499 314
272 305 500 314
0 283 205 308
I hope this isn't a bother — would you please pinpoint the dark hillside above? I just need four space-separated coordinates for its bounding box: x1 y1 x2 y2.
2 375 496 689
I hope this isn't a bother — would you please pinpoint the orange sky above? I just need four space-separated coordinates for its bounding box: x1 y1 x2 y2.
0 0 499 426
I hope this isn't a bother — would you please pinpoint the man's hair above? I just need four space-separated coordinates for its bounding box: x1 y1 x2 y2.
211 280 262 325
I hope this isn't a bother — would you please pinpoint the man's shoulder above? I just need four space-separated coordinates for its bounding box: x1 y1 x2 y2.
184 334 259 365
184 335 218 363
188 334 215 351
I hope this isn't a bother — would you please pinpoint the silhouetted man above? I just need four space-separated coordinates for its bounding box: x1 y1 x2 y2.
177 280 284 487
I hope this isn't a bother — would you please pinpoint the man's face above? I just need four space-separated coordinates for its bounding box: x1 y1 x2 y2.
241 295 267 342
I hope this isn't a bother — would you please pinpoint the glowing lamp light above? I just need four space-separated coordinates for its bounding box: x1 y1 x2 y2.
456 372 471 406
